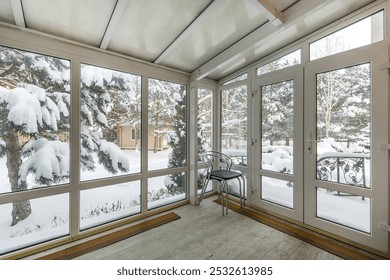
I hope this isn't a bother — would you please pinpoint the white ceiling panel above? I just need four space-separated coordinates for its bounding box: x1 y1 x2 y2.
0 0 379 80
0 0 15 25
22 0 117 47
159 0 270 72
107 0 212 62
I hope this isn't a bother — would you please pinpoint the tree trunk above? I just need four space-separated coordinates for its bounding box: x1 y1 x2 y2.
3 130 31 225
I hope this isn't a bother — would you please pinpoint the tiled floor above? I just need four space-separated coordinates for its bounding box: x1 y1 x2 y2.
74 197 341 260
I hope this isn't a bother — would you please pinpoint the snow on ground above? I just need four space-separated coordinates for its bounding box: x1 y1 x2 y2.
0 149 186 254
0 142 372 255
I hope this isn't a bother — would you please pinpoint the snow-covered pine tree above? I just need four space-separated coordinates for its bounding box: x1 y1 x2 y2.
0 46 71 225
166 85 186 194
0 46 132 225
261 81 293 146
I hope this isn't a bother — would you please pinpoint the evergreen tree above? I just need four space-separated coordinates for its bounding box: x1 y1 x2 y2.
166 85 186 194
0 46 132 225
262 81 293 146
221 85 247 150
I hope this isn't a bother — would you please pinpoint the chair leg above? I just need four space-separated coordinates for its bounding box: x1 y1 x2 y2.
238 178 242 208
225 182 229 215
198 177 210 205
239 175 246 207
220 182 225 216
243 175 246 207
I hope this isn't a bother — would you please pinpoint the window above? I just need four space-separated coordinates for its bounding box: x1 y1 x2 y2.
0 45 71 194
221 85 247 166
197 88 213 157
310 11 384 60
257 49 301 76
0 193 69 255
261 80 294 174
0 46 71 254
222 73 248 85
80 182 141 230
148 78 187 171
80 64 142 180
131 128 140 141
147 172 186 209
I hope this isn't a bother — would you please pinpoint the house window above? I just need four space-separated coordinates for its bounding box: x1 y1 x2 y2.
131 128 140 141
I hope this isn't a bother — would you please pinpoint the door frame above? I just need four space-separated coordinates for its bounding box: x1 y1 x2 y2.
250 67 304 222
304 44 389 252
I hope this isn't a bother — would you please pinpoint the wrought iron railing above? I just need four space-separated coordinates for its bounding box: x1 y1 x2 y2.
316 153 370 199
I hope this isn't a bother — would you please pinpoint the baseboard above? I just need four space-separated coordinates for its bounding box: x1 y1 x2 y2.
37 212 181 260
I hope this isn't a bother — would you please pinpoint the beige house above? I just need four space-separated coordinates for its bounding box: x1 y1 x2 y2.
117 124 169 151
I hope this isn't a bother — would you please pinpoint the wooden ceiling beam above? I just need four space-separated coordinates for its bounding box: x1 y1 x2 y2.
255 0 284 26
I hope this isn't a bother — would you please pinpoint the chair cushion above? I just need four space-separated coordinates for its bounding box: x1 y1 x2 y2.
210 169 242 180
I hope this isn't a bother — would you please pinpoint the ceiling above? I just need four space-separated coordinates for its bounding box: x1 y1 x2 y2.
0 0 377 81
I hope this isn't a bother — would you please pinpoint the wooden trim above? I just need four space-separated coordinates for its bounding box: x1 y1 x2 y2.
36 212 180 260
215 199 390 260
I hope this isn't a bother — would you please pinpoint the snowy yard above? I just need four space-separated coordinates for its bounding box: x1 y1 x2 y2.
0 143 371 255
0 148 186 254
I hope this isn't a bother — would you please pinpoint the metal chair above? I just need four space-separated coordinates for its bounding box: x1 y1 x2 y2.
198 150 245 215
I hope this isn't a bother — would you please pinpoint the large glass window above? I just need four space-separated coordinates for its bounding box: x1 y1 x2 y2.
261 80 294 174
198 88 213 195
80 64 141 181
0 46 71 194
317 188 371 233
316 64 371 189
148 78 187 171
197 88 213 157
221 85 247 166
147 172 186 209
0 46 70 253
0 194 69 255
310 11 383 60
80 182 141 230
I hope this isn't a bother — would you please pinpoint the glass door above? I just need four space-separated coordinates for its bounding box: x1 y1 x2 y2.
252 68 304 221
252 49 388 252
304 49 388 252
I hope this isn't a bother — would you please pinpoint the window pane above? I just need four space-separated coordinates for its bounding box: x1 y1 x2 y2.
148 172 186 209
310 11 383 60
222 73 248 85
262 177 293 209
221 86 247 165
257 49 301 76
80 64 141 181
317 187 371 233
198 88 213 158
0 46 71 194
148 78 186 171
0 193 69 255
261 80 294 174
316 64 371 189
80 182 141 230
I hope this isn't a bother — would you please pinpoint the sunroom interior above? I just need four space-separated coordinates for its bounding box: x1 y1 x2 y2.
0 0 390 260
